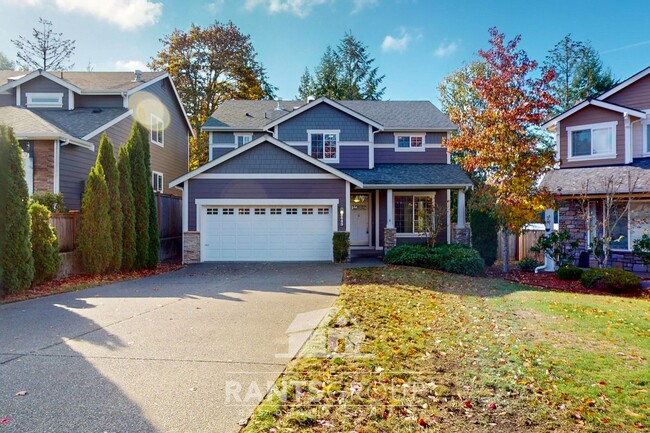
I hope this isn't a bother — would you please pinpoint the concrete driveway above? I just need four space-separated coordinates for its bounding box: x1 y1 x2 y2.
0 263 342 433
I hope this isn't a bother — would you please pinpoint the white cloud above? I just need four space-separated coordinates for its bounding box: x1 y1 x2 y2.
12 0 162 30
115 59 147 71
244 0 330 17
206 0 225 13
381 29 411 53
434 41 459 57
351 0 377 14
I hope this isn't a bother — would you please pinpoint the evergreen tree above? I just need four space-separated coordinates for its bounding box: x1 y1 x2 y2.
297 67 315 99
127 122 149 269
78 164 112 274
118 146 137 271
138 124 160 269
0 125 34 293
470 209 498 266
97 134 123 272
29 202 61 284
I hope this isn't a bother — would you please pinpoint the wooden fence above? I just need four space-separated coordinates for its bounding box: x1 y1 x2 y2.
50 212 80 253
497 229 545 262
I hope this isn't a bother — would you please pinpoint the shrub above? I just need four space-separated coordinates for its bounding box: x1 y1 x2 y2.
32 192 66 213
78 164 112 274
632 233 650 266
580 268 641 293
383 244 433 267
530 230 579 267
384 243 484 276
0 125 34 294
470 209 498 266
519 257 542 272
97 134 123 272
333 232 350 263
118 146 137 271
556 265 583 281
29 202 61 284
127 123 149 269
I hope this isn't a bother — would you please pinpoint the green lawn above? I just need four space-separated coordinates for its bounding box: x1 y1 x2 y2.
242 266 650 432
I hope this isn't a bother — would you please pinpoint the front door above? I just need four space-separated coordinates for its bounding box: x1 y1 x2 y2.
350 194 370 246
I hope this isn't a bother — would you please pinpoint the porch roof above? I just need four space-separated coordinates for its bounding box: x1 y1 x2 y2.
341 163 472 189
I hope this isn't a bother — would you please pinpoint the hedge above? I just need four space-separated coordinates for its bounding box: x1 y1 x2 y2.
384 243 485 276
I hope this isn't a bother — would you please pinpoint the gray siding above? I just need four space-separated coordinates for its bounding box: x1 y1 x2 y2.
187 178 347 231
211 132 235 144
330 146 369 169
278 103 368 141
211 147 234 160
375 148 447 164
76 94 123 108
20 75 69 108
59 144 96 210
206 142 324 174
0 92 13 106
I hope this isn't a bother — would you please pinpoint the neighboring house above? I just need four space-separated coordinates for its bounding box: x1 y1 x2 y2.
170 97 472 263
0 69 193 210
541 66 650 272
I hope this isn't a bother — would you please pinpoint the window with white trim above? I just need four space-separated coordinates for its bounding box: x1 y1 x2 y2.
394 193 434 234
206 208 219 215
235 134 252 147
643 121 650 154
395 134 424 151
152 171 163 192
151 114 164 146
567 122 616 159
26 92 63 108
308 130 338 162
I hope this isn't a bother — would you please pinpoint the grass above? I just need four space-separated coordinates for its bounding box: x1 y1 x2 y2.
242 266 650 432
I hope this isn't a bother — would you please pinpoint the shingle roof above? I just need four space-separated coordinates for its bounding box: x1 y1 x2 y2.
203 99 456 130
31 108 128 138
0 106 64 136
540 160 650 195
0 70 166 92
341 163 472 187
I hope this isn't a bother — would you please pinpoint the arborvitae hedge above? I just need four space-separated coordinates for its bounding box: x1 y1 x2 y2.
470 209 498 266
139 124 160 270
127 122 149 269
0 125 34 294
29 202 61 284
78 164 113 274
97 134 123 272
118 146 137 271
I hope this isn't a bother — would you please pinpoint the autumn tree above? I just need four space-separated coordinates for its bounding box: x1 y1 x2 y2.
298 32 385 100
97 134 123 272
439 28 557 272
118 146 137 271
11 18 76 71
544 35 616 114
149 20 276 169
0 52 14 70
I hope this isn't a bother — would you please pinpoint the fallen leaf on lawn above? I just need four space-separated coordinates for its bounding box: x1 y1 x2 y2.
15 391 28 397
464 401 472 408
635 423 643 429
625 409 643 418
488 403 496 410
418 417 428 427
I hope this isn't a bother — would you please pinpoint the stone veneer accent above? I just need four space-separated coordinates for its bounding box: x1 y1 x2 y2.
33 140 55 193
451 223 472 246
559 199 649 272
183 231 201 264
383 228 396 254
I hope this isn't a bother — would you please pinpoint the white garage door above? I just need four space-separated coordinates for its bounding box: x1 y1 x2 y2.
201 205 334 261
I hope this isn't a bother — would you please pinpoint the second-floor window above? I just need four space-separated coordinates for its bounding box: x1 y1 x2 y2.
151 114 164 147
308 130 339 162
152 171 163 192
567 121 616 160
26 92 63 108
235 133 252 147
395 134 425 151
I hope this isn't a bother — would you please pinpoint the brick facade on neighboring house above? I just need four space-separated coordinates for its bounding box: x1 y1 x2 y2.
33 140 54 193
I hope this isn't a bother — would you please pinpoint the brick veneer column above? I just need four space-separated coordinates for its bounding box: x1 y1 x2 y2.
33 140 55 193
183 231 201 264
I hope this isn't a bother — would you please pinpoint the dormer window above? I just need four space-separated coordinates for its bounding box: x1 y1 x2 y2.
26 92 63 108
308 130 339 163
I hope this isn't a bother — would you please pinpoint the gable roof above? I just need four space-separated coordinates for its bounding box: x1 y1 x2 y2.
31 107 130 139
597 65 650 101
542 98 647 130
169 134 363 188
202 98 456 131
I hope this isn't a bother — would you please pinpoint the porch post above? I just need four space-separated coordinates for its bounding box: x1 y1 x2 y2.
384 189 396 253
457 188 466 229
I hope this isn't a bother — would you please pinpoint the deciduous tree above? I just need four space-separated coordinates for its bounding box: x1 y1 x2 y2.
97 134 123 272
11 18 75 71
149 21 276 168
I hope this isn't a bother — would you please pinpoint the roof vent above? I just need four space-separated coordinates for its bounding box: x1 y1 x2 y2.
133 70 143 82
275 98 283 111
307 95 316 103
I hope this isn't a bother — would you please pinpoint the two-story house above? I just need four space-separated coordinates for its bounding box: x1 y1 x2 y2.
541 66 650 272
171 97 472 263
0 69 193 211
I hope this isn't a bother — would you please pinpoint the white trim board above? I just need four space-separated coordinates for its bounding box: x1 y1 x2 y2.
194 173 338 180
543 99 646 130
597 66 650 100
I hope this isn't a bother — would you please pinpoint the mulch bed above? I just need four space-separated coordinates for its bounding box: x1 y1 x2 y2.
1 263 185 304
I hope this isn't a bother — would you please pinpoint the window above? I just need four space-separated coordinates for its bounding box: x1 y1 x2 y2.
317 208 330 215
567 122 616 159
308 130 339 162
152 171 163 192
223 208 234 215
270 208 282 215
644 121 650 154
395 134 424 151
394 194 434 234
26 92 63 108
302 208 314 215
238 208 250 215
254 208 266 215
235 134 252 147
286 208 298 215
206 208 219 215
588 201 650 251
151 114 164 146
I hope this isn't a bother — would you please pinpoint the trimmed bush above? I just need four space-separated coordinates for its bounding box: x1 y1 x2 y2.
127 123 149 269
519 257 542 272
0 125 34 294
97 134 123 272
384 243 484 276
29 202 61 284
581 268 641 293
556 265 583 281
384 244 433 267
470 209 498 266
78 164 113 274
139 124 160 270
333 232 350 263
118 146 137 271
32 192 66 213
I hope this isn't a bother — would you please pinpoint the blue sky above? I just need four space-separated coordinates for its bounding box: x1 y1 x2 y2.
1 0 649 104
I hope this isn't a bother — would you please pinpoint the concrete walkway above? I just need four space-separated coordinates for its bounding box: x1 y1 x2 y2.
0 263 342 433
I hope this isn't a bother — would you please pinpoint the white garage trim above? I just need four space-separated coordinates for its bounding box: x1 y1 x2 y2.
194 173 338 180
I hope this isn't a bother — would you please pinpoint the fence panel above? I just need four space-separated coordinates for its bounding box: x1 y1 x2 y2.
50 212 79 253
156 193 182 261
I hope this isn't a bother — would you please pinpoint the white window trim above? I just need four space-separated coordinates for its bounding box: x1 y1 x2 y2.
566 121 617 161
152 171 163 192
25 92 63 108
393 191 436 237
235 133 253 147
150 114 164 147
394 133 426 152
307 129 340 163
610 200 650 252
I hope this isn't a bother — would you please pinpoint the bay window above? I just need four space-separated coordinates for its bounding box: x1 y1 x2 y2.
394 193 434 234
567 121 616 160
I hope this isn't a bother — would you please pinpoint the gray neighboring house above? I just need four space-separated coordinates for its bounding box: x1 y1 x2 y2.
0 69 193 210
170 97 472 263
